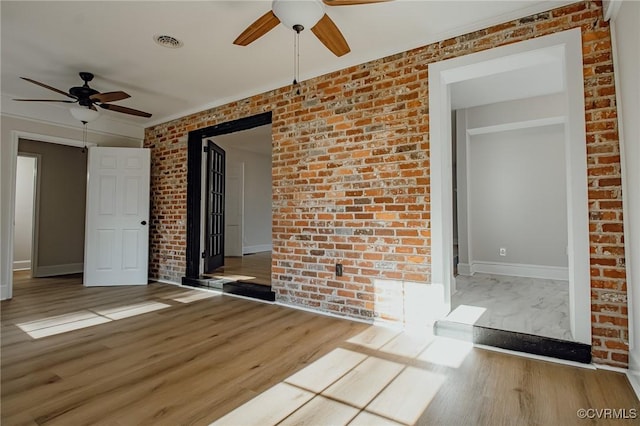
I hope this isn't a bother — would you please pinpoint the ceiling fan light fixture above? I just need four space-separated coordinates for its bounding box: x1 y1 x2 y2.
272 0 325 31
70 105 100 123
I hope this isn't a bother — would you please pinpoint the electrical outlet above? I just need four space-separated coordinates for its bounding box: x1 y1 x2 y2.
499 247 507 256
336 263 343 277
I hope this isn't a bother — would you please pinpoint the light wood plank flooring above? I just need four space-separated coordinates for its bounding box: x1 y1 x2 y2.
2 272 638 425
207 251 271 286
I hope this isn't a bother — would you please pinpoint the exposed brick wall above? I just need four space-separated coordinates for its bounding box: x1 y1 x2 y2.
145 1 628 366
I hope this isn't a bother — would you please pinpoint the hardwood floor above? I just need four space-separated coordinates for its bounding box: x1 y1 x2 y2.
2 272 638 425
207 251 271 286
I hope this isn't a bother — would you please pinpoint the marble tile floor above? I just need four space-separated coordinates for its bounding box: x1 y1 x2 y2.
447 273 573 341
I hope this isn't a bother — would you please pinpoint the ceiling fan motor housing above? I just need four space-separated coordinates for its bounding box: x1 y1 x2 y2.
69 85 99 106
69 72 99 106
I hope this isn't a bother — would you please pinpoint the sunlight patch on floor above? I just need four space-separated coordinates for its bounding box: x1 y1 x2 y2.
92 301 170 320
366 367 446 425
17 311 103 332
210 325 474 426
210 383 314 426
323 356 404 408
279 395 360 426
168 290 221 303
208 274 256 282
285 348 367 394
349 410 404 426
16 301 173 339
346 326 400 350
18 314 111 339
417 337 474 368
378 332 435 359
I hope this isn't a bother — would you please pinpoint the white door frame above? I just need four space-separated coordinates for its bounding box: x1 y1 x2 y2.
428 28 591 344
2 131 95 300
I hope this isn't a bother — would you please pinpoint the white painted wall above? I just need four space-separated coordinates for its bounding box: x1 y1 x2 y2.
214 140 272 253
13 156 36 270
468 125 568 268
610 0 640 398
0 114 142 300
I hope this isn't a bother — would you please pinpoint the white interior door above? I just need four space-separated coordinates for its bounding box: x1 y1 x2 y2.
84 147 150 286
225 161 244 257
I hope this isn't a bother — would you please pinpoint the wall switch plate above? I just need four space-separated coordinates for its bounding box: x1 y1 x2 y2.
336 263 343 277
499 248 507 256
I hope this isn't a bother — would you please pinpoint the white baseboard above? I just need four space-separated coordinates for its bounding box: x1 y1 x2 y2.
243 244 272 254
628 352 640 400
468 261 569 280
276 300 374 325
34 262 83 277
458 263 472 276
0 284 11 300
12 260 31 271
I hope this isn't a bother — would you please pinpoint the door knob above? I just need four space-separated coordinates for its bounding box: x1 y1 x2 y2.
141 220 147 225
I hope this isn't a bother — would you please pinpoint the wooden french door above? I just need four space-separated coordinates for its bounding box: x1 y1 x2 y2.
204 141 225 272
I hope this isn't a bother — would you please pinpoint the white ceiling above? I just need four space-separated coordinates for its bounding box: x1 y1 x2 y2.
1 0 573 138
214 124 273 156
450 44 565 109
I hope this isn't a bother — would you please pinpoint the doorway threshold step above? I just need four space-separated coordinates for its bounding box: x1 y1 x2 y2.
434 319 591 364
182 276 275 302
222 282 275 302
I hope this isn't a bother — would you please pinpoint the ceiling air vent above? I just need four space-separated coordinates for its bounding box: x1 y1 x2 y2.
153 34 183 49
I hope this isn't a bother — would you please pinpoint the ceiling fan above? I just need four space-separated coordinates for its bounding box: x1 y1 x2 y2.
234 0 392 57
14 72 152 118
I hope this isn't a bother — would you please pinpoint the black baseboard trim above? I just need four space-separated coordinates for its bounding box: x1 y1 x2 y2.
222 282 276 302
435 320 592 364
181 276 276 302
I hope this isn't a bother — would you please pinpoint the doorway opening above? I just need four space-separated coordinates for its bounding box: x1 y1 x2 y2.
14 140 88 277
203 124 273 287
429 29 591 361
0 131 95 299
184 112 274 301
13 154 38 277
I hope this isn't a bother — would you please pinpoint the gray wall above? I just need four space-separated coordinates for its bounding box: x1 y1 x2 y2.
455 93 569 277
18 139 87 275
468 125 567 266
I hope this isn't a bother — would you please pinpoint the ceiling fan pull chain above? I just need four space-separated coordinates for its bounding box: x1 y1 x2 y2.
293 24 303 96
81 123 88 154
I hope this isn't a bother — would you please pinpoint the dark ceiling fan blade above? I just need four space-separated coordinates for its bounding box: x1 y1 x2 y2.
233 10 281 46
323 0 392 5
90 91 130 103
99 103 152 118
13 98 76 103
20 77 76 99
311 14 351 57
